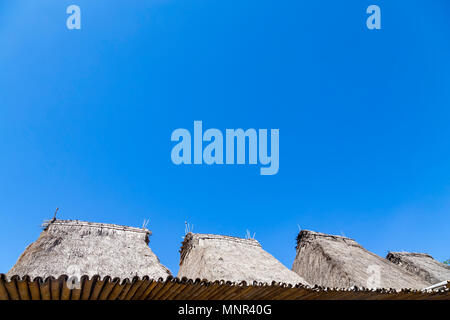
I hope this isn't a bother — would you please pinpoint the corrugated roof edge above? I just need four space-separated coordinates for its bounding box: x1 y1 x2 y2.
1 274 448 300
2 274 302 288
1 274 448 292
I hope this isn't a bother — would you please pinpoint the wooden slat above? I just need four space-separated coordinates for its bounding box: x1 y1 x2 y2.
40 278 52 300
287 287 317 300
139 280 159 300
179 284 200 300
161 281 186 300
16 278 31 300
221 284 245 300
4 278 20 300
432 291 450 300
80 278 95 300
90 277 106 300
273 286 299 300
0 277 10 300
208 284 236 300
145 281 166 300
98 278 118 300
169 282 191 300
105 280 124 300
184 281 211 300
117 281 133 300
71 288 82 300
130 279 151 300
67 275 86 301
259 285 286 300
197 282 223 299
238 285 267 300
178 282 203 300
124 279 144 300
297 289 326 300
150 281 170 300
60 278 71 300
181 281 207 300
150 281 175 300
50 277 61 300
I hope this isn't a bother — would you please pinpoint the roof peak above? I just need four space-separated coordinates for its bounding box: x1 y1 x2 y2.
295 230 361 250
185 232 260 246
179 232 261 265
44 219 151 235
296 229 354 242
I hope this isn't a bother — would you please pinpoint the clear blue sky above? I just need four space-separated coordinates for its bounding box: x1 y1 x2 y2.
1 1 449 275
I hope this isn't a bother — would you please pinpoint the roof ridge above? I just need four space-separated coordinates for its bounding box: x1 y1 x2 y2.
296 230 359 248
179 232 261 266
188 232 261 246
47 219 151 235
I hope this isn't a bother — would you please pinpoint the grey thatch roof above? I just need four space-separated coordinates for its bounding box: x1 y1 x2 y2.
7 219 171 280
292 230 430 290
178 233 310 286
386 252 450 285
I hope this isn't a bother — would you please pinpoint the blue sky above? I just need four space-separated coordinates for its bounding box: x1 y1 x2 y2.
0 1 449 275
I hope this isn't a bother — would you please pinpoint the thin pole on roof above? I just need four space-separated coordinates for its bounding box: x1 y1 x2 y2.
41 207 59 230
245 229 256 239
52 208 59 221
185 221 194 234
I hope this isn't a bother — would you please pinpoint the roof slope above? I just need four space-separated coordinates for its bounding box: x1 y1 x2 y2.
386 252 450 284
178 233 309 286
7 220 171 280
292 230 430 290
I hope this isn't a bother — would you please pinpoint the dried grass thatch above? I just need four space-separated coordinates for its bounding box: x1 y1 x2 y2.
178 233 309 286
7 219 171 280
292 230 430 290
386 252 450 285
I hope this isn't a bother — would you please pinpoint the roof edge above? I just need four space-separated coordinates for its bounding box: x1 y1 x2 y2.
296 230 359 250
187 233 260 245
179 232 261 266
44 219 151 235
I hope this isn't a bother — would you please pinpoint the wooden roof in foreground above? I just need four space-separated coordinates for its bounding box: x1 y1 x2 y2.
1 274 448 300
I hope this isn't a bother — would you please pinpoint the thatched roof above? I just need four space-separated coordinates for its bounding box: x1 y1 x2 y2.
7 219 171 280
178 233 309 286
292 230 430 290
386 252 450 285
